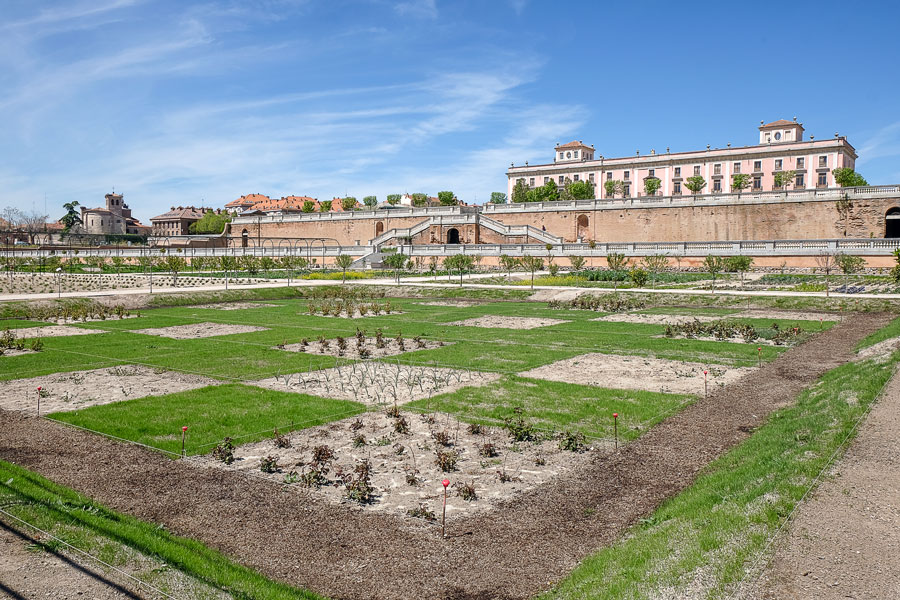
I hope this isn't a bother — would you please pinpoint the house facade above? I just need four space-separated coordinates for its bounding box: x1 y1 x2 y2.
507 119 857 199
77 193 150 236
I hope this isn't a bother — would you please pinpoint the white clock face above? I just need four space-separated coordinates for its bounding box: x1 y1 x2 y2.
774 132 782 140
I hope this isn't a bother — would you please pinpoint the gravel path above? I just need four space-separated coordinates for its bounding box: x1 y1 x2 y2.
0 313 889 600
742 358 900 600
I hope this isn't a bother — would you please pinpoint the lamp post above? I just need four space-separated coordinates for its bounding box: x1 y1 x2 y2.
55 267 62 298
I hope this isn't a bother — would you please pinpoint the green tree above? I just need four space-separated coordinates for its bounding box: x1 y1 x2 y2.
189 210 231 234
411 193 428 207
511 180 530 204
239 255 260 277
335 253 354 283
629 267 648 287
259 256 276 276
437 191 456 206
606 251 628 291
568 255 586 283
604 179 624 199
490 192 507 204
301 200 316 213
891 250 900 284
519 255 544 289
319 200 333 212
162 255 187 285
773 170 796 190
685 175 707 195
641 254 668 287
363 195 378 208
703 255 726 292
833 168 868 187
643 177 661 197
386 194 401 206
814 252 837 297
731 173 752 195
499 254 519 277
341 197 358 211
724 255 753 288
382 252 407 284
111 256 125 276
835 252 865 275
567 179 595 200
60 201 82 231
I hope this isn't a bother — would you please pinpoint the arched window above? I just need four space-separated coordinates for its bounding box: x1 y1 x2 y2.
447 228 460 244
885 208 900 238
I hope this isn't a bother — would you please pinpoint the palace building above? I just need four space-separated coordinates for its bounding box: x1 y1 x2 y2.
507 119 857 199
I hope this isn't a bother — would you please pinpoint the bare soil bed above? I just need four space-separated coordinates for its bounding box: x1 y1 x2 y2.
447 315 569 329
594 313 721 325
0 348 35 358
519 352 755 395
855 336 900 362
190 302 279 310
0 313 887 600
41 314 140 324
252 363 501 405
736 309 837 322
417 300 487 308
132 322 269 339
276 336 449 359
191 410 595 519
0 365 220 414
304 310 406 319
10 325 109 338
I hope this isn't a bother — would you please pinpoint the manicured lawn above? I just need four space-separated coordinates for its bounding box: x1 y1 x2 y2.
49 384 365 456
407 375 693 442
540 351 899 599
0 460 322 599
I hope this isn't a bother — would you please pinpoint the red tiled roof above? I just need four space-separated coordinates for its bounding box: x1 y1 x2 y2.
555 140 592 149
760 119 799 128
225 194 269 208
249 196 317 212
150 206 207 221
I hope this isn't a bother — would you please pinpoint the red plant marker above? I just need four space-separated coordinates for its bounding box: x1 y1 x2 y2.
613 413 619 449
181 426 188 457
757 346 762 367
442 479 450 538
703 370 708 398
36 386 42 417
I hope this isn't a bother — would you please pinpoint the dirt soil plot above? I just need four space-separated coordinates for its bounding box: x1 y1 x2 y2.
132 322 268 339
417 300 488 307
10 325 109 338
0 349 35 358
0 365 220 414
190 302 279 310
742 361 900 600
41 315 139 324
736 309 837 322
191 411 594 519
0 313 887 600
855 336 900 362
594 313 721 325
252 363 500 405
519 352 755 395
447 315 569 329
276 336 449 359
305 310 406 319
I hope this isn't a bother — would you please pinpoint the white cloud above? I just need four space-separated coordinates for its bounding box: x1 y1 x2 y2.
857 121 900 165
394 0 438 19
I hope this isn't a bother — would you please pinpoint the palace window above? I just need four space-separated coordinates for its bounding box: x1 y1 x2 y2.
819 156 827 168
623 184 630 196
674 167 681 177
713 179 722 192
574 150 579 158
529 178 535 186
588 173 595 183
753 160 762 172
648 169 655 177
818 172 827 187
574 174 580 181
774 159 783 171
673 182 682 195
795 173 805 187
752 176 762 190
623 171 630 180
544 177 549 184
693 165 701 176
733 162 741 173
606 171 613 180
797 157 805 169
714 163 721 175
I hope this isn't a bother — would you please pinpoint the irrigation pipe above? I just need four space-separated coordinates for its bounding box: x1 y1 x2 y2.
0 505 181 600
729 360 897 599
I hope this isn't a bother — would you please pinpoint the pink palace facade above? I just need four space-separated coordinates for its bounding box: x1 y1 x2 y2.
507 119 857 199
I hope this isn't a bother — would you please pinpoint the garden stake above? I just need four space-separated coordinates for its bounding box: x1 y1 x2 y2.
703 370 708 399
181 426 188 457
757 346 762 368
36 386 42 416
441 479 450 538
613 412 618 449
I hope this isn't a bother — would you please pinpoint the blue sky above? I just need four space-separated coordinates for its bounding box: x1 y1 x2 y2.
3 0 899 223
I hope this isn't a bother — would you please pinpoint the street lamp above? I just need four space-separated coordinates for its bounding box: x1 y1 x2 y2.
55 267 62 298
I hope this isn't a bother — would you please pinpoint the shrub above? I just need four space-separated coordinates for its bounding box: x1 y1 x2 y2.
407 504 436 521
454 481 477 501
349 418 364 432
434 449 459 472
211 438 235 465
559 430 586 452
352 433 366 448
394 416 410 434
29 338 44 352
478 442 498 458
432 430 452 447
259 455 279 473
467 423 485 435
504 410 539 442
343 459 375 504
629 267 649 287
273 428 291 449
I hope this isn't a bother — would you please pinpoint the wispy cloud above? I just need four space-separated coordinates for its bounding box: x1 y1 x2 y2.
394 0 438 19
1 0 140 31
857 121 900 165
